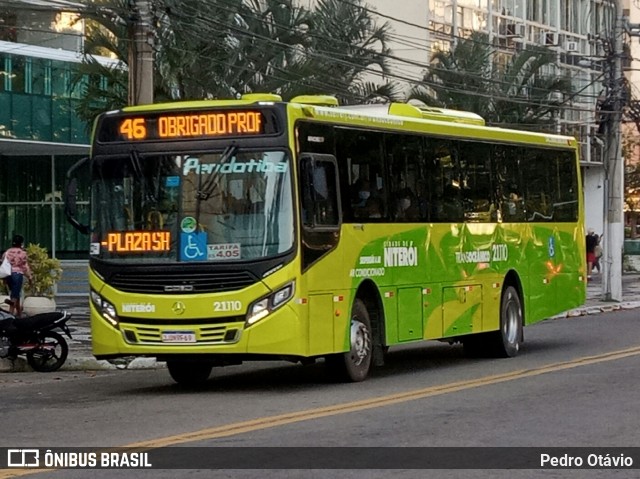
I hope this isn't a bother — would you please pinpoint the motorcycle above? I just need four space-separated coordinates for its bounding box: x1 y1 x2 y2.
0 310 73 372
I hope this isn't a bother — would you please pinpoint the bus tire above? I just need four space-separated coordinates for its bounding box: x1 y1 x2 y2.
167 360 212 386
491 285 523 357
326 298 373 382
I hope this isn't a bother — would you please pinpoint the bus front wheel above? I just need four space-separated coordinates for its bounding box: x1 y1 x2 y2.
326 298 373 382
167 360 212 386
491 285 523 357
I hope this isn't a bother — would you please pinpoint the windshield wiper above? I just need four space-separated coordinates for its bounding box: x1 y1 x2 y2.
195 145 238 225
196 145 237 201
129 150 157 204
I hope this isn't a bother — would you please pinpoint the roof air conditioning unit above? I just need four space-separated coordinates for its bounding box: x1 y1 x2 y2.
566 41 579 52
516 24 526 37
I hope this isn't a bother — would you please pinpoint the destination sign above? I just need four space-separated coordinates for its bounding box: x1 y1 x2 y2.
97 109 279 143
101 231 171 253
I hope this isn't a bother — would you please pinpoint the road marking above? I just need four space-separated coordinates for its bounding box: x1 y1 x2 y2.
3 345 640 477
128 345 640 448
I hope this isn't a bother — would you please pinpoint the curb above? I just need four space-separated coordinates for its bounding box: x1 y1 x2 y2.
552 300 640 319
62 356 166 371
0 356 165 373
4 298 640 373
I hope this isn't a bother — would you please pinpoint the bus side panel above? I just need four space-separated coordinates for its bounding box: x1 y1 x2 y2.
397 287 423 341
524 224 584 324
442 285 482 337
423 285 444 339
301 244 353 354
308 294 335 355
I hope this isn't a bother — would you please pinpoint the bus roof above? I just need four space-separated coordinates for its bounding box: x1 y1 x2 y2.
287 95 576 148
109 93 576 148
339 103 486 126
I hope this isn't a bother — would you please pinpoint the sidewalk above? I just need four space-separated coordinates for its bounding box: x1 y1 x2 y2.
2 273 640 372
556 272 640 317
0 297 161 372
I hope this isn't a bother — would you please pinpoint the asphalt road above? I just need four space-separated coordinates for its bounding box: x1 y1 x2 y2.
1 307 640 478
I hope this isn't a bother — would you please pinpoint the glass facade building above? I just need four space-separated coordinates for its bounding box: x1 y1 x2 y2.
0 2 118 261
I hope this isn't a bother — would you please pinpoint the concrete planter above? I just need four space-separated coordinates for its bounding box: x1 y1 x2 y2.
23 296 56 316
0 295 9 313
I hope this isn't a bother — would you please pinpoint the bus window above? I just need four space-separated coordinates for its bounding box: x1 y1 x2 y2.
336 128 384 222
428 140 464 223
521 148 576 222
495 145 526 222
553 151 578 221
300 154 341 229
300 153 341 269
459 141 496 223
386 133 422 222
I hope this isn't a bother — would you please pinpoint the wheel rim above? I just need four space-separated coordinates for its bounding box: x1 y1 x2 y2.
27 335 66 371
33 342 62 365
504 291 521 346
350 320 371 366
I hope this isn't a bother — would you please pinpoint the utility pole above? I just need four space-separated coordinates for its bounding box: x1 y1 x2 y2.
603 3 625 302
128 0 154 106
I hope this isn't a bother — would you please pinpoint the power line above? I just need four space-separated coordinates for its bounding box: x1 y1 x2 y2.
165 2 603 109
68 0 609 120
71 0 603 109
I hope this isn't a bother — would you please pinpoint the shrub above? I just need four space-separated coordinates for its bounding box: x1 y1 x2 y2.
25 244 62 298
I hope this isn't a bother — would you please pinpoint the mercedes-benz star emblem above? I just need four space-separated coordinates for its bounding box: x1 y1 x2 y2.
172 301 186 315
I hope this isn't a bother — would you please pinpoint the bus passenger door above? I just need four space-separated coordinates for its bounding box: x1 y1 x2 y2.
442 285 482 337
397 288 423 341
299 153 343 355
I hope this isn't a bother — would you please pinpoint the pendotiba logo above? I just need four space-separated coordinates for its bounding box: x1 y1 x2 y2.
182 157 288 175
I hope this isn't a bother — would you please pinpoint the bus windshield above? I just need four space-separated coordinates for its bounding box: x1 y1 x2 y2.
91 149 294 263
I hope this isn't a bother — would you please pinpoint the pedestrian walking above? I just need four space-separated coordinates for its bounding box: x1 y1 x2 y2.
593 234 603 274
586 229 598 280
2 234 32 317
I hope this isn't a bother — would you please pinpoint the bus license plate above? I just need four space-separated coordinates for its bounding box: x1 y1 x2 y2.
162 331 196 343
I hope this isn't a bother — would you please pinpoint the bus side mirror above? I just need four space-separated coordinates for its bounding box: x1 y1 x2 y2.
65 157 90 235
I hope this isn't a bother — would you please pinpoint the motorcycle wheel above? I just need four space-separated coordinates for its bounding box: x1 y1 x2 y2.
27 331 68 372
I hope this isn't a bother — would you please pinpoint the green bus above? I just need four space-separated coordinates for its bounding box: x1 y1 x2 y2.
65 94 586 385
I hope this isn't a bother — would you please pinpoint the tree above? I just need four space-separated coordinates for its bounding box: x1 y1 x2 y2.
299 0 401 103
409 33 573 130
72 0 130 124
409 32 493 114
73 0 400 126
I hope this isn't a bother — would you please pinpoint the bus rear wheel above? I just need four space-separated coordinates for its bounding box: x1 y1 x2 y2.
326 298 373 382
167 360 212 386
490 285 523 357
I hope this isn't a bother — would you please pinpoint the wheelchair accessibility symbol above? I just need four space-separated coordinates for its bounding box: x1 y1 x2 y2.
181 232 207 261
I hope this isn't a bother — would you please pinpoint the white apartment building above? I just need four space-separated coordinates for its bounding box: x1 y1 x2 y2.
302 0 623 235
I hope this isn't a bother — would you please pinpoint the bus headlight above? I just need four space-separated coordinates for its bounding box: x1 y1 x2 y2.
90 289 119 328
246 281 295 326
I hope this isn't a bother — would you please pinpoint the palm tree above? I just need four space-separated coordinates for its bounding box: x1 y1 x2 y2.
73 0 129 125
410 32 494 114
491 44 572 129
409 32 572 130
73 0 400 126
222 0 313 97
301 0 400 103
